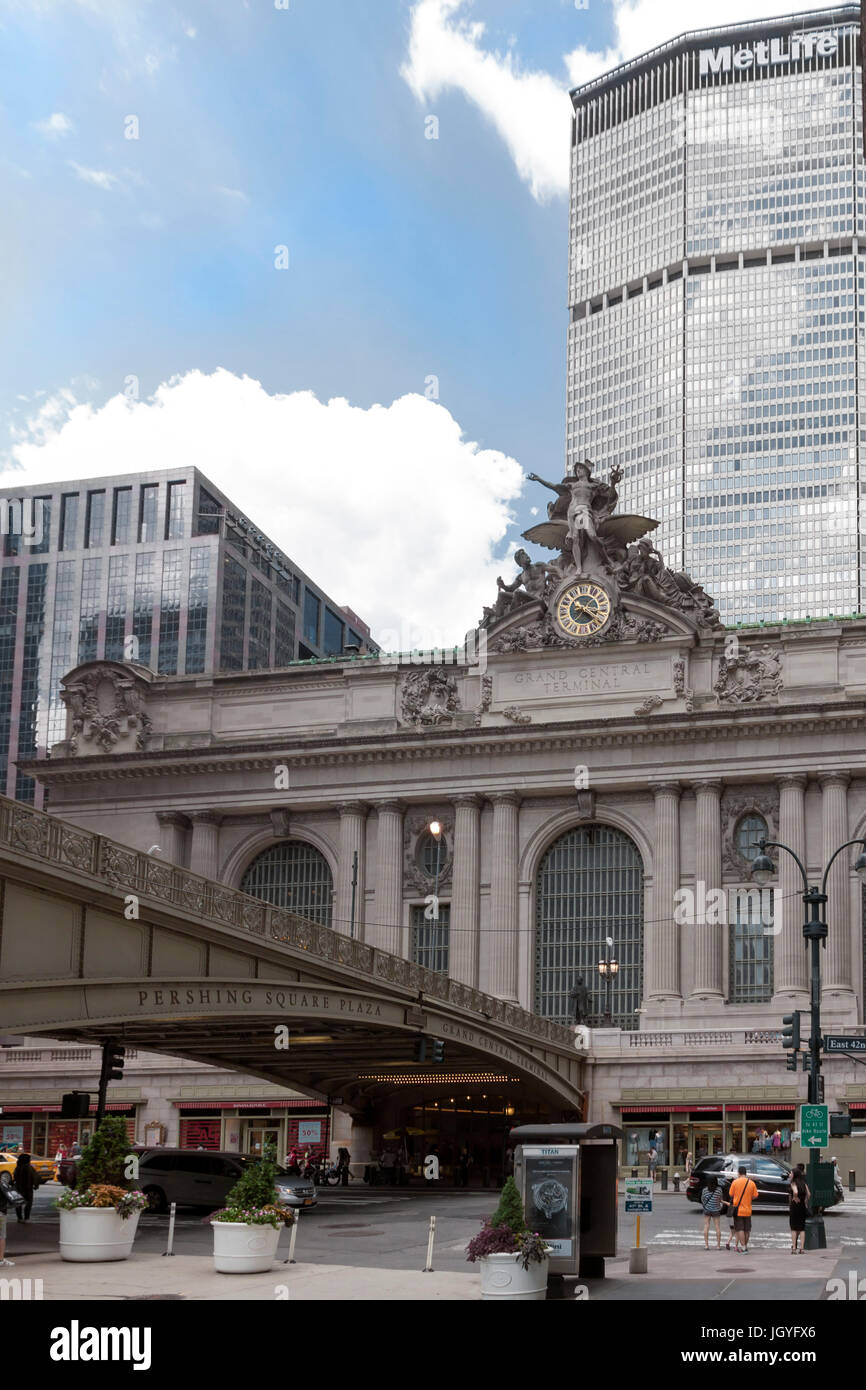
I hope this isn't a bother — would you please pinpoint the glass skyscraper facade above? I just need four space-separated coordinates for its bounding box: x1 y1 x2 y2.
0 467 377 806
567 5 866 623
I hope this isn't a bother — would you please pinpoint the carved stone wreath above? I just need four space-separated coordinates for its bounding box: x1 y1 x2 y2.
61 665 153 755
714 643 783 706
403 811 454 894
400 668 461 727
721 788 778 877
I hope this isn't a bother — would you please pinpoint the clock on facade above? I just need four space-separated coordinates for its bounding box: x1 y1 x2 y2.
554 581 612 638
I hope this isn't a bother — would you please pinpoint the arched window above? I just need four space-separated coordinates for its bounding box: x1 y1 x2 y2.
240 840 333 926
735 813 768 863
535 823 644 1026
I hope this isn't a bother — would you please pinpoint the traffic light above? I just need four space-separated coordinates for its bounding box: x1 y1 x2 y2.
781 1012 801 1051
785 1054 798 1072
60 1092 90 1119
413 1037 428 1064
431 1040 445 1064
830 1113 853 1137
100 1040 126 1085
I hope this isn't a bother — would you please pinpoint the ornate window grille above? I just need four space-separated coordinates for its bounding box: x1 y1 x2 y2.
410 902 450 974
534 824 644 1025
729 886 774 1003
240 840 333 927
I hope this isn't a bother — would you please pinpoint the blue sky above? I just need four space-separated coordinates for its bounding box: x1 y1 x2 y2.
0 0 803 639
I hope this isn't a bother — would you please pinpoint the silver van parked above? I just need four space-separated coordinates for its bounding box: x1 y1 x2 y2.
136 1148 317 1213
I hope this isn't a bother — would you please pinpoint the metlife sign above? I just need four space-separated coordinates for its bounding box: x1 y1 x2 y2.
699 30 839 77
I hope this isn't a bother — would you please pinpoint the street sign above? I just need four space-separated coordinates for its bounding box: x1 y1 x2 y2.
824 1035 866 1053
625 1177 653 1213
800 1104 829 1148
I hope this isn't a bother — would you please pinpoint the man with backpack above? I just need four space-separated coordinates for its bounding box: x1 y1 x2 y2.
726 1165 759 1253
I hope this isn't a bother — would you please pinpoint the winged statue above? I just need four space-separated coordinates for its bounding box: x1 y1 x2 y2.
521 462 658 577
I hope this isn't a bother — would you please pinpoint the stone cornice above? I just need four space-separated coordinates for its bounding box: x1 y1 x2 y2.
25 700 866 785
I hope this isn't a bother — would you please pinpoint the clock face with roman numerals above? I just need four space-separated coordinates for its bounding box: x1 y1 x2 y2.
555 582 612 638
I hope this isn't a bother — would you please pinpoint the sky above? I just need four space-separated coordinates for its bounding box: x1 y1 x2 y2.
0 0 820 643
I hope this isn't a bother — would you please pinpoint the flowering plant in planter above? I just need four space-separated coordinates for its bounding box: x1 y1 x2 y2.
54 1118 146 1218
207 1146 294 1228
57 1185 148 1219
466 1175 549 1269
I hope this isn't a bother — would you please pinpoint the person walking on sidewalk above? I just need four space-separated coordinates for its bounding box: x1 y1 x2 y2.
0 1183 12 1268
789 1163 810 1254
12 1153 37 1223
727 1165 759 1253
701 1176 723 1249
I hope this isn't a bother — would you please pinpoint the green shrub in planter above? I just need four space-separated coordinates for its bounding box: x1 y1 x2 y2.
209 1145 293 1229
74 1117 134 1191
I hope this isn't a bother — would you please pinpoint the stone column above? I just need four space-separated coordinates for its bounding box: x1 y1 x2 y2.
488 793 520 1001
374 800 403 957
336 802 368 938
774 775 809 998
156 811 189 868
189 811 221 879
691 781 723 997
451 795 481 986
821 773 855 995
647 782 681 1001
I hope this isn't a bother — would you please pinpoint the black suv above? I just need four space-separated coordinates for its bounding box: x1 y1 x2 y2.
686 1153 795 1208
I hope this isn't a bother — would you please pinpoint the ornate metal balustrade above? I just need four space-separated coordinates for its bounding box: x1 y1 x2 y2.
0 796 574 1053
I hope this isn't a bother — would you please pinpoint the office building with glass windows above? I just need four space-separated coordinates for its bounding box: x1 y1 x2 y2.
567 5 866 624
0 467 376 805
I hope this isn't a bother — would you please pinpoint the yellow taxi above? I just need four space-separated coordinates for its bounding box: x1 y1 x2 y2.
0 1151 56 1186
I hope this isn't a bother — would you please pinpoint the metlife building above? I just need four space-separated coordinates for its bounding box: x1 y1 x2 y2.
567 7 866 624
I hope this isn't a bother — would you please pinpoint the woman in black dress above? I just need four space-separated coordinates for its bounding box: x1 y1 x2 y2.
789 1162 810 1253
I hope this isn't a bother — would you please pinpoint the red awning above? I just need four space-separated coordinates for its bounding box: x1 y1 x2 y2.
848 1102 866 1111
173 1099 329 1111
11 1103 135 1114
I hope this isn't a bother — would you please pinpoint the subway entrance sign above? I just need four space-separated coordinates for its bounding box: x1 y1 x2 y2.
800 1104 829 1148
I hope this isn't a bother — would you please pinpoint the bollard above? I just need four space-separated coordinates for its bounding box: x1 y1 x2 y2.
423 1214 436 1272
660 1169 668 1191
631 1168 638 1178
673 1174 681 1194
285 1210 300 1264
850 1169 856 1193
162 1201 177 1257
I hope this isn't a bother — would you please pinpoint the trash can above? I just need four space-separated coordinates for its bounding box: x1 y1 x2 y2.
510 1122 622 1282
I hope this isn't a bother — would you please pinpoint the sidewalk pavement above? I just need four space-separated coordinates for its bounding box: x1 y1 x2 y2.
4 1252 481 1301
4 1245 848 1301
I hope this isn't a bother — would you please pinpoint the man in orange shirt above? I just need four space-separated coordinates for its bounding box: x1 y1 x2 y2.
726 1165 759 1252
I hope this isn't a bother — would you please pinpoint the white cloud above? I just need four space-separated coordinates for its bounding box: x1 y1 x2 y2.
68 160 118 190
33 112 74 138
1 370 524 644
215 185 249 204
401 0 572 202
403 0 821 201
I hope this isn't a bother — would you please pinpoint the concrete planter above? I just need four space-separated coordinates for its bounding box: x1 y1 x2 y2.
479 1251 549 1300
59 1206 141 1263
212 1220 281 1274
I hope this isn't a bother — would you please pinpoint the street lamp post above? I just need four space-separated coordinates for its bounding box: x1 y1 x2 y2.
429 821 443 969
751 834 866 1247
597 935 619 1026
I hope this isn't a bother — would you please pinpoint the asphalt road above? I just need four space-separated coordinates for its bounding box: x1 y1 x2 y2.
9 1182 866 1274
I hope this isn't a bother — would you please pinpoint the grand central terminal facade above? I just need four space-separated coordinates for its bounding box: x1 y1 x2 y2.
26 465 866 1169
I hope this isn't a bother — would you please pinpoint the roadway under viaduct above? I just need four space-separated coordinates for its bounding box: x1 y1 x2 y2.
0 797 585 1122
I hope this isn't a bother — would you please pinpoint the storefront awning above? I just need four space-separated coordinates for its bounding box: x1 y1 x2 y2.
173 1099 329 1111
619 1103 796 1114
3 1102 135 1114
848 1102 866 1111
